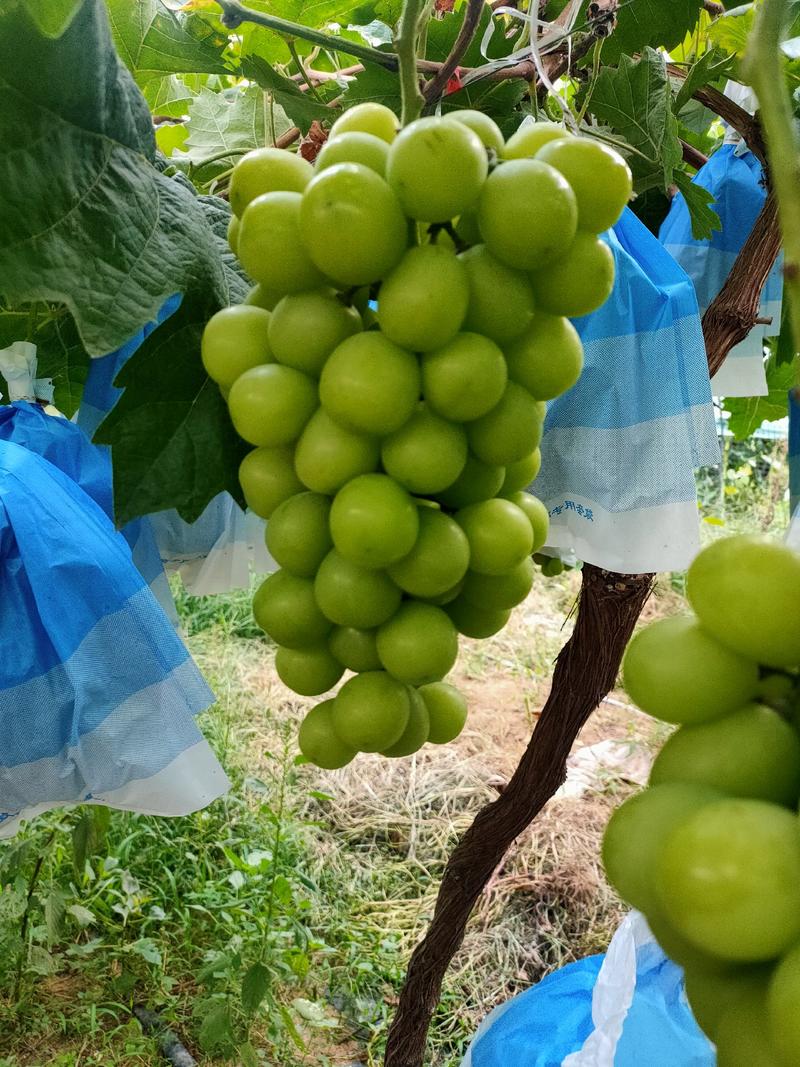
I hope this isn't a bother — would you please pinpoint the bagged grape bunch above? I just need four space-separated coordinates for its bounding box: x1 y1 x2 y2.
603 534 800 1066
202 104 631 770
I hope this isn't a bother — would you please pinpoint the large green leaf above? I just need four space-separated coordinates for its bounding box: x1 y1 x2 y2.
105 0 229 85
20 0 83 37
724 354 797 440
241 55 335 135
341 61 401 114
0 0 231 356
177 84 270 166
144 74 197 118
240 0 367 64
34 315 91 418
673 172 721 240
592 0 703 62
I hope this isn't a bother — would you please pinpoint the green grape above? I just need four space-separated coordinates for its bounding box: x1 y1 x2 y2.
478 159 578 269
422 580 465 606
229 146 313 217
504 313 584 401
540 556 564 577
316 131 389 175
686 965 773 1042
422 333 507 422
377 244 469 352
455 208 482 246
275 644 344 696
386 117 488 222
387 508 470 599
265 491 332 577
268 289 361 376
329 626 382 672
376 602 459 686
466 382 544 466
443 109 504 153
300 163 408 286
227 215 240 255
446 595 511 638
536 137 632 233
244 284 285 311
381 688 430 757
506 491 549 551
687 535 800 668
418 682 468 743
381 405 468 495
460 557 534 611
315 549 402 628
329 102 398 143
623 616 761 725
238 191 325 292
227 363 317 447
332 672 411 752
650 703 800 807
320 332 420 435
436 454 506 508
602 783 721 916
767 941 800 1063
759 672 797 707
253 570 331 647
298 699 356 769
330 473 419 569
503 121 567 160
201 305 272 388
458 244 536 346
647 913 727 975
656 798 800 962
295 408 380 494
239 445 303 518
456 499 533 575
715 990 784 1067
501 451 541 495
530 233 615 317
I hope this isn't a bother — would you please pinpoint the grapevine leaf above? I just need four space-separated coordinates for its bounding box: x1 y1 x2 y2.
241 961 271 1016
0 0 232 356
94 291 248 525
176 84 277 166
242 55 335 135
20 0 83 37
773 306 797 367
441 81 528 138
426 8 517 65
34 315 91 418
708 5 756 58
591 0 703 62
341 61 401 114
724 355 796 441
673 48 735 115
239 0 367 64
591 49 682 186
144 74 197 118
105 0 229 85
673 172 721 240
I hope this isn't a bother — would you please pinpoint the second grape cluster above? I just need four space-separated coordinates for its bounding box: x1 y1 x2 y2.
201 103 631 770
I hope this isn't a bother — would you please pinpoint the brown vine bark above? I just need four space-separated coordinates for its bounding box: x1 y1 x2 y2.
384 568 655 1067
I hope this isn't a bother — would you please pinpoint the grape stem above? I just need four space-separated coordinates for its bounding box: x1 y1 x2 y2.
395 0 428 126
743 0 800 362
421 0 485 105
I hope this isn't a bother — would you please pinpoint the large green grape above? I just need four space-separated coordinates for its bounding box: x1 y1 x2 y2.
253 570 331 647
238 192 325 292
298 699 356 769
227 364 317 447
377 244 469 352
478 159 578 269
623 616 760 725
387 509 470 598
229 146 313 217
687 535 800 668
265 492 332 577
201 305 272 388
500 451 541 495
244 284 285 311
602 783 721 915
530 232 615 317
422 333 506 422
436 454 506 508
239 446 303 518
332 672 411 752
381 405 467 494
376 602 459 686
456 498 533 575
466 382 544 466
316 131 389 176
686 965 773 1042
381 688 430 757
328 625 382 672
329 102 398 143
656 798 800 962
300 163 408 285
767 941 800 1063
418 682 468 743
386 117 488 222
503 121 566 160
445 595 510 638
460 557 534 611
268 289 361 376
320 332 420 435
715 990 784 1067
506 491 549 551
275 645 344 695
314 549 402 629
294 409 380 494
458 244 536 345
536 137 632 233
504 314 584 401
330 473 419 569
444 109 504 153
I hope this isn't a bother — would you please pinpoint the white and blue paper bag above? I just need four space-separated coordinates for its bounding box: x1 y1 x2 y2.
533 208 719 573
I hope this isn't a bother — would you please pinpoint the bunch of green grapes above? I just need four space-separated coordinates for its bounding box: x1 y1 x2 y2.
603 535 800 1066
201 103 631 771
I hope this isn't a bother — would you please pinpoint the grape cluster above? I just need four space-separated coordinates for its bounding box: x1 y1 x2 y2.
202 103 631 771
603 534 800 1065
